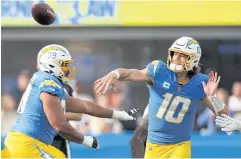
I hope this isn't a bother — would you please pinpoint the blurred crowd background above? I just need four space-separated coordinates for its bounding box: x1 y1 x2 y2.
1 0 241 158
2 41 241 135
2 0 241 135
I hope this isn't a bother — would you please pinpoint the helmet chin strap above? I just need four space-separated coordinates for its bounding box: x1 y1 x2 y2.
170 63 184 72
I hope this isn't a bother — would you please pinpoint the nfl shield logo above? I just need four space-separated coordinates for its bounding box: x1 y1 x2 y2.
177 85 182 92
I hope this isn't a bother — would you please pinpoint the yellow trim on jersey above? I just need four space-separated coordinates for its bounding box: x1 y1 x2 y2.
152 60 159 75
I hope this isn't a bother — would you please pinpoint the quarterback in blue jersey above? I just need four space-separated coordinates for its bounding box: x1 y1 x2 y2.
95 37 230 158
1 44 138 158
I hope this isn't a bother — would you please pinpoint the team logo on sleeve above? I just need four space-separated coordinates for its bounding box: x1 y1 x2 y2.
41 80 61 88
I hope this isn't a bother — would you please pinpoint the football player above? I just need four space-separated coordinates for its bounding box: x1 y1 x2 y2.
1 44 138 158
131 64 205 158
94 37 230 158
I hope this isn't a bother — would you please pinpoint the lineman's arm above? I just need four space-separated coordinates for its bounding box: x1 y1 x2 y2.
65 112 82 121
66 95 138 121
130 115 148 158
41 92 97 148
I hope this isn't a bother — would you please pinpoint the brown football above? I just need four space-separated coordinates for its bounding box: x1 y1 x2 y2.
31 3 56 25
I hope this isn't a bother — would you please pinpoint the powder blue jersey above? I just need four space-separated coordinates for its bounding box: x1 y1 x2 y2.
12 71 66 145
146 60 208 144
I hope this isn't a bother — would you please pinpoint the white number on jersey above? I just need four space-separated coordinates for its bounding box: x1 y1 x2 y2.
156 92 191 124
17 74 37 114
17 84 32 114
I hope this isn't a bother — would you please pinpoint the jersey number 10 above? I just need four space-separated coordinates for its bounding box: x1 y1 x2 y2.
156 92 191 124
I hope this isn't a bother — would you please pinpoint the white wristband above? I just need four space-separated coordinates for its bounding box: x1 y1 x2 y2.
112 110 135 121
209 94 225 112
82 136 94 148
111 70 120 79
112 110 124 119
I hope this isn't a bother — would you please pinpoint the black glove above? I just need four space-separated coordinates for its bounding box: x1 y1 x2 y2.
92 137 99 149
127 108 140 119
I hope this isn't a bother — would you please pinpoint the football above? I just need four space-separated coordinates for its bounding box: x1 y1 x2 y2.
31 3 56 25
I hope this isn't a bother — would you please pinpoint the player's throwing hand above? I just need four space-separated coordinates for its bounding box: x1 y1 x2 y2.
201 71 221 97
94 71 119 94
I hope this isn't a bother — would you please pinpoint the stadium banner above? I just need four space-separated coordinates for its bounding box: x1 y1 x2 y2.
1 0 241 27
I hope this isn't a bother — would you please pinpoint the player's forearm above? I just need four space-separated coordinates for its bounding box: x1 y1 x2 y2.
130 115 148 158
56 121 98 148
67 96 136 121
67 97 113 118
82 100 113 118
131 135 146 158
217 105 230 116
116 68 149 82
65 112 82 121
54 121 84 144
204 96 230 116
206 95 230 116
